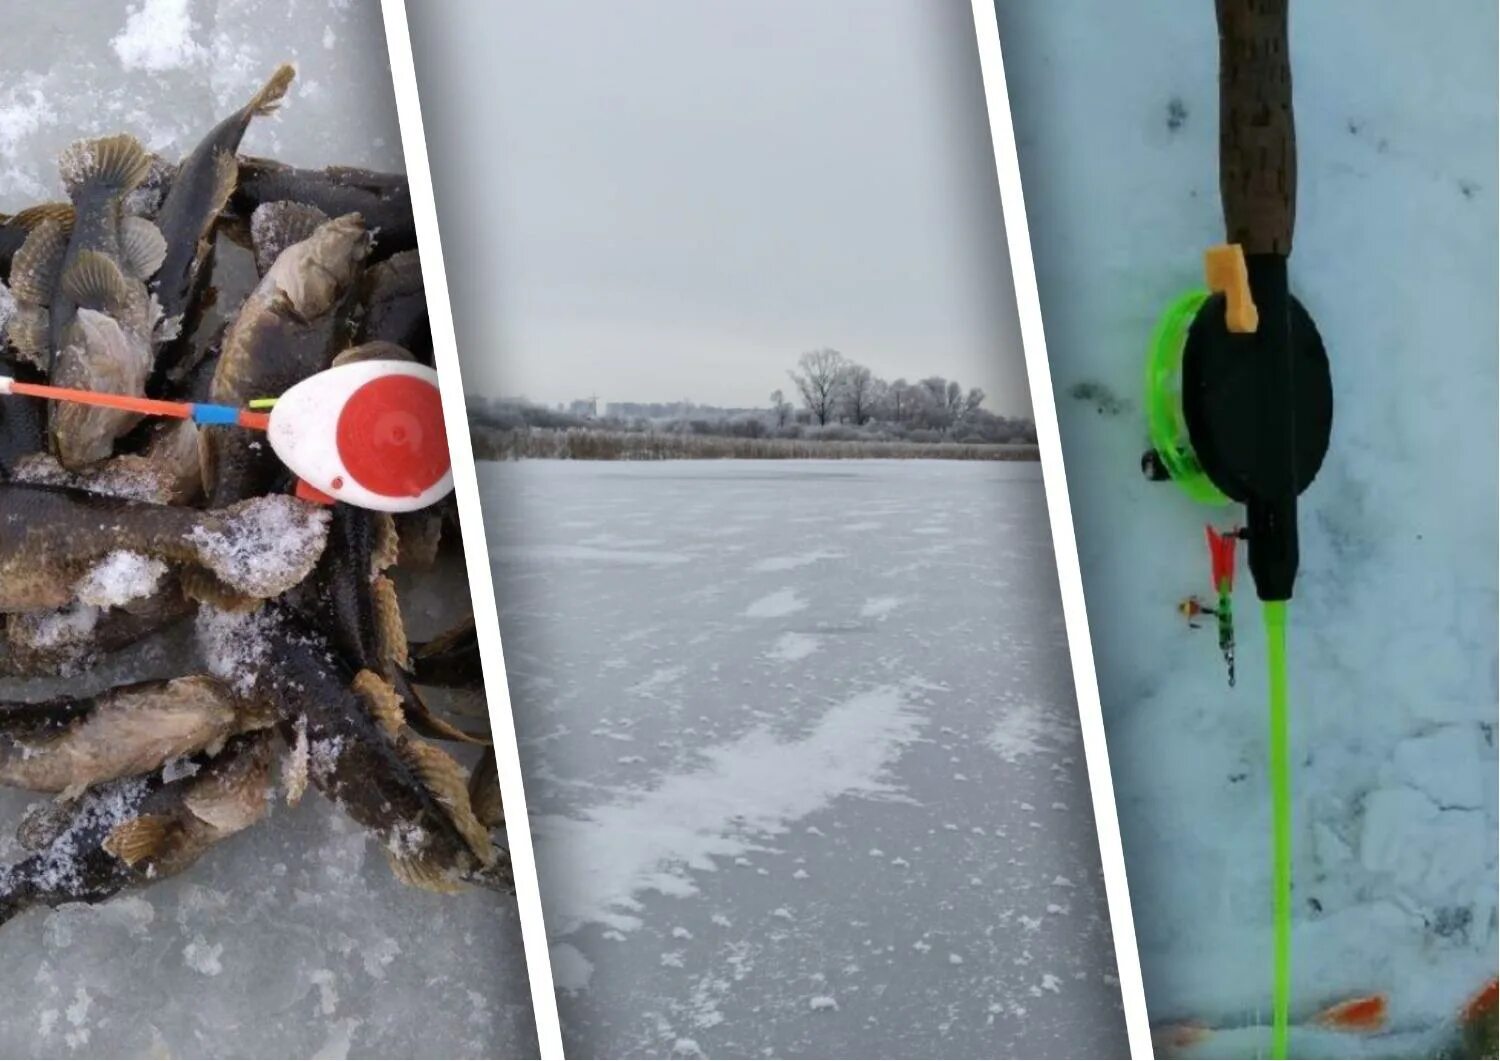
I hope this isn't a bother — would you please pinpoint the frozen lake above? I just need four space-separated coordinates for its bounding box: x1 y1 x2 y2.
482 459 1126 1058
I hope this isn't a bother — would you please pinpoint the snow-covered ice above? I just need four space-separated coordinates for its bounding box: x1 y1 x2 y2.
997 1 1497 1055
483 459 1125 1057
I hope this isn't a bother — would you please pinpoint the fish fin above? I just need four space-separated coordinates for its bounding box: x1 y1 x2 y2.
1313 993 1387 1033
179 567 257 613
7 304 50 368
413 613 476 662
209 149 239 216
103 813 173 867
394 669 489 746
9 217 68 304
118 216 167 280
59 133 151 197
468 749 504 829
9 202 75 233
395 511 442 570
371 512 400 574
399 736 493 864
352 669 405 737
249 200 328 275
60 250 130 314
386 850 464 894
247 63 296 118
371 574 409 672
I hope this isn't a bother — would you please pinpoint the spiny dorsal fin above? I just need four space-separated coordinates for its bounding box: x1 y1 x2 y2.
7 304 49 368
60 250 130 314
119 216 167 280
9 202 75 233
371 513 400 574
352 668 405 736
10 218 68 305
103 813 173 867
387 850 464 894
399 736 493 864
59 134 151 197
372 574 409 672
414 614 475 662
247 63 296 118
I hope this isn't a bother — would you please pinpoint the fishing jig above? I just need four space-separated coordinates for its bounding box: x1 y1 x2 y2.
1 359 453 514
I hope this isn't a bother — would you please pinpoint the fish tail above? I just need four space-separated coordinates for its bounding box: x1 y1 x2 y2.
58 134 151 199
247 63 296 118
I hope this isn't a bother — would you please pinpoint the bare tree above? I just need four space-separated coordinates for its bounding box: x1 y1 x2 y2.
841 363 876 425
789 348 847 426
769 388 792 429
964 387 985 415
887 378 913 423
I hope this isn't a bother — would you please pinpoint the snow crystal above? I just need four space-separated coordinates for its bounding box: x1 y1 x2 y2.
808 995 838 1012
14 601 100 650
111 0 207 72
74 551 167 609
986 702 1077 764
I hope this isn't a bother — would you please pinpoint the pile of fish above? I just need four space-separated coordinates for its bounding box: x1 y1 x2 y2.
0 63 505 927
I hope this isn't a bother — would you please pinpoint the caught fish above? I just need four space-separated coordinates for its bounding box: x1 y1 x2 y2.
47 251 160 468
153 64 296 384
0 202 73 285
1 580 194 677
232 156 415 261
201 604 495 892
0 482 328 612
393 508 444 570
0 350 45 479
348 249 430 360
12 430 202 505
0 731 274 928
200 212 369 505
47 135 164 369
0 675 271 796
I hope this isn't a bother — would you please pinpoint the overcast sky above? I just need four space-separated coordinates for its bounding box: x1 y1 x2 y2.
411 0 1030 416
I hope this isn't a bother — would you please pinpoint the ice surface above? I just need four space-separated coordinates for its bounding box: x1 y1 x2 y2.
483 459 1126 1057
996 1 1497 1054
0 2 535 1055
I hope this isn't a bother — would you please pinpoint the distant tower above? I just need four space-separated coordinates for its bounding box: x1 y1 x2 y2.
586 393 599 418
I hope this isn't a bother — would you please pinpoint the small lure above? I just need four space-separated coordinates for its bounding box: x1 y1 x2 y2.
1205 525 1239 686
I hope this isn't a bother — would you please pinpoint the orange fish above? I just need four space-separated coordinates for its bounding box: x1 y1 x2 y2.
1313 993 1387 1033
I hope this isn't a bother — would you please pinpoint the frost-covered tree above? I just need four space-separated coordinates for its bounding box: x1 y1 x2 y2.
789 348 847 426
840 363 876 425
769 388 792 428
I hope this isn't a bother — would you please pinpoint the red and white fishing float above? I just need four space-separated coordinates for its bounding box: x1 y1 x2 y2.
1 359 454 514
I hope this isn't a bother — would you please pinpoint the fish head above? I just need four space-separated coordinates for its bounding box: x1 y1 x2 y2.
266 212 370 321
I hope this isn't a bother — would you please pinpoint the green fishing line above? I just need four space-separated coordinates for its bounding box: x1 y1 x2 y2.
1264 599 1291 1059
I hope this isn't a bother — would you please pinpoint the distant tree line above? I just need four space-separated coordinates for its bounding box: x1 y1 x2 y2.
467 346 1036 449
